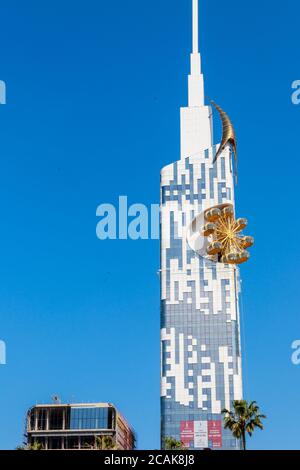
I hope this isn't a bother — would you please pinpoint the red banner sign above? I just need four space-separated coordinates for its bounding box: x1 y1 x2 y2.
208 420 222 448
180 421 194 448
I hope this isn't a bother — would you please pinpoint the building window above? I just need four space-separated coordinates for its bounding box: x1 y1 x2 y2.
49 408 64 430
37 408 47 430
64 436 80 450
70 407 111 430
48 437 62 450
81 436 95 450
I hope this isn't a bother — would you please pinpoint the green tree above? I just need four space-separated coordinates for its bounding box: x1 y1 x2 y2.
164 436 186 450
222 400 266 450
95 435 118 450
29 442 44 451
16 442 44 450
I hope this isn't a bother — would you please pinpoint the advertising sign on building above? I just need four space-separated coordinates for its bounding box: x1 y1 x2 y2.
180 421 194 448
194 421 208 448
208 420 222 448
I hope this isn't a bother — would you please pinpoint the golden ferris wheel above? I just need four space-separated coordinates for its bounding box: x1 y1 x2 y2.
202 204 254 265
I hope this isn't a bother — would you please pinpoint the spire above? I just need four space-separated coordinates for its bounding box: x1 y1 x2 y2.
190 0 201 75
192 0 199 54
188 0 203 105
180 0 213 159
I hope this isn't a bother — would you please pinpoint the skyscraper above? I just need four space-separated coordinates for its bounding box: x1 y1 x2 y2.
160 0 253 450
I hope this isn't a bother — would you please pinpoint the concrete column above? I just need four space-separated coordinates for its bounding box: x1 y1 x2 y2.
34 409 38 431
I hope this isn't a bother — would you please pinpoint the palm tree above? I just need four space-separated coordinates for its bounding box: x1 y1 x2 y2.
164 436 186 450
222 400 266 450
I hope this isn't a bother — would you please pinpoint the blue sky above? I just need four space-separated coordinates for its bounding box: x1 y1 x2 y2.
0 0 299 450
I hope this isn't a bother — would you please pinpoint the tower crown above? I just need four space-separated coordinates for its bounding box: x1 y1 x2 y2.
180 0 213 159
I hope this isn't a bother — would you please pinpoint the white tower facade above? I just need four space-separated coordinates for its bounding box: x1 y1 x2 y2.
160 1 244 450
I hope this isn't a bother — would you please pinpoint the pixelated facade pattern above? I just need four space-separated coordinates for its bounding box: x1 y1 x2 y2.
160 145 243 450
